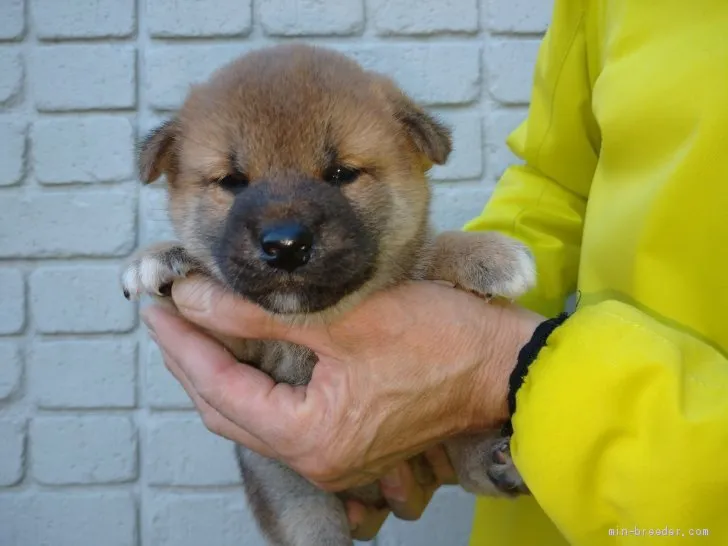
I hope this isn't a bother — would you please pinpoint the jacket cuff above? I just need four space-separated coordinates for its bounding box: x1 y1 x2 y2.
501 312 570 436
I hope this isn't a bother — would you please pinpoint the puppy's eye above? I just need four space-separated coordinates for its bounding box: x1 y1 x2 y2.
216 172 249 192
323 164 361 186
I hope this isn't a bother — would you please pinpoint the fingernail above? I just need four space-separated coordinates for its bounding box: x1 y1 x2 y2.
345 502 361 531
381 468 407 502
382 468 402 488
381 467 402 488
140 308 154 330
140 309 158 342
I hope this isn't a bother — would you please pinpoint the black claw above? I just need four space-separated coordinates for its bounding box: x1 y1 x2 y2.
123 289 130 300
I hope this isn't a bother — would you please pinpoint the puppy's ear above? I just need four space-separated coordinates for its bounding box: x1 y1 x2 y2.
376 77 452 166
138 119 179 183
393 95 452 166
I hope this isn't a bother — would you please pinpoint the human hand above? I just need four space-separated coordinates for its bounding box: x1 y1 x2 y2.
142 276 541 494
342 448 454 539
345 445 458 539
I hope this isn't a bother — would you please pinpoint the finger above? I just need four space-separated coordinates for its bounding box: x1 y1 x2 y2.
310 446 433 493
347 500 390 542
170 276 331 350
143 305 299 438
157 345 277 458
379 463 432 521
424 445 458 485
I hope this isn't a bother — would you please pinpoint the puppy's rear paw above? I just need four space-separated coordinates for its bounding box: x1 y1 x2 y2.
486 437 528 495
121 243 198 300
445 432 528 498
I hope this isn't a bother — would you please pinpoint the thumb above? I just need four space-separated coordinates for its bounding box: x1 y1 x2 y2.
171 275 330 349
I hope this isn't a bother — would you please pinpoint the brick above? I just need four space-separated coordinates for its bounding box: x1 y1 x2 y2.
378 487 475 546
146 45 247 110
346 45 481 106
31 416 137 484
260 0 363 36
430 183 492 232
30 340 136 409
145 341 193 410
430 111 483 181
0 0 25 40
148 0 251 38
0 190 136 258
30 266 137 334
486 39 541 105
0 119 26 185
0 48 23 105
33 0 135 39
0 342 22 400
32 45 136 111
0 268 25 334
32 116 135 184
147 493 263 546
487 0 551 34
371 0 478 35
0 420 25 485
0 492 136 546
146 415 240 485
485 108 527 180
140 185 175 246
139 114 171 139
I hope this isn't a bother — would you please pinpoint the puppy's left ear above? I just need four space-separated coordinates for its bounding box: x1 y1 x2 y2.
138 119 180 184
376 76 452 166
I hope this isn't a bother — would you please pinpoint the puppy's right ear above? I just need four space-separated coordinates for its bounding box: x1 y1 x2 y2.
372 75 453 167
138 119 179 184
391 93 452 166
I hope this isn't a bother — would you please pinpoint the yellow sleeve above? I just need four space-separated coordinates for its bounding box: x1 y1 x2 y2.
464 0 599 318
465 1 728 544
512 300 728 544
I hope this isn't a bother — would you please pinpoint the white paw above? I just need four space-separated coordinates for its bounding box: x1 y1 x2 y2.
121 248 193 300
489 243 536 300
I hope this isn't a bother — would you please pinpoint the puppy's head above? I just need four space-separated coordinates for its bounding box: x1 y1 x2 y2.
140 44 451 315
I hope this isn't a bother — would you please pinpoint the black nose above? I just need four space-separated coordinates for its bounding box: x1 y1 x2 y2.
259 223 314 272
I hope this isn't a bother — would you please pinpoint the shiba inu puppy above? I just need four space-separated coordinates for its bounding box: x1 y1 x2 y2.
122 44 532 546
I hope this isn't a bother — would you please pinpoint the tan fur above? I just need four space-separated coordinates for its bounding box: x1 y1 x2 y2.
122 44 534 546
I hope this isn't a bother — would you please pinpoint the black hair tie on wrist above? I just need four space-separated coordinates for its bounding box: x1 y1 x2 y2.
500 312 570 437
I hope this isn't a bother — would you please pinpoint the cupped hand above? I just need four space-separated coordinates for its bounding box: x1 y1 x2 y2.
141 276 540 524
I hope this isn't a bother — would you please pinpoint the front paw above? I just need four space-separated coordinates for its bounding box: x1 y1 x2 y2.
121 243 198 300
476 235 536 300
429 231 536 301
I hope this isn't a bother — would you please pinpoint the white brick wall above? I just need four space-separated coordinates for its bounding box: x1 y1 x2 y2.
0 0 551 544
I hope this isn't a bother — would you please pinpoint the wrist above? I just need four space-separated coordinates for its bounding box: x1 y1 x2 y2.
463 301 543 434
500 310 570 436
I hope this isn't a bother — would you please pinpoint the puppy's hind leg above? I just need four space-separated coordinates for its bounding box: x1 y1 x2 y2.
238 446 353 546
444 432 528 497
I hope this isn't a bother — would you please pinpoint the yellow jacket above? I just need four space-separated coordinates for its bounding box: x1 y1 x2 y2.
465 0 728 544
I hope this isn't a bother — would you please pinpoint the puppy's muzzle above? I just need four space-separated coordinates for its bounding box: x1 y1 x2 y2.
260 222 314 272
